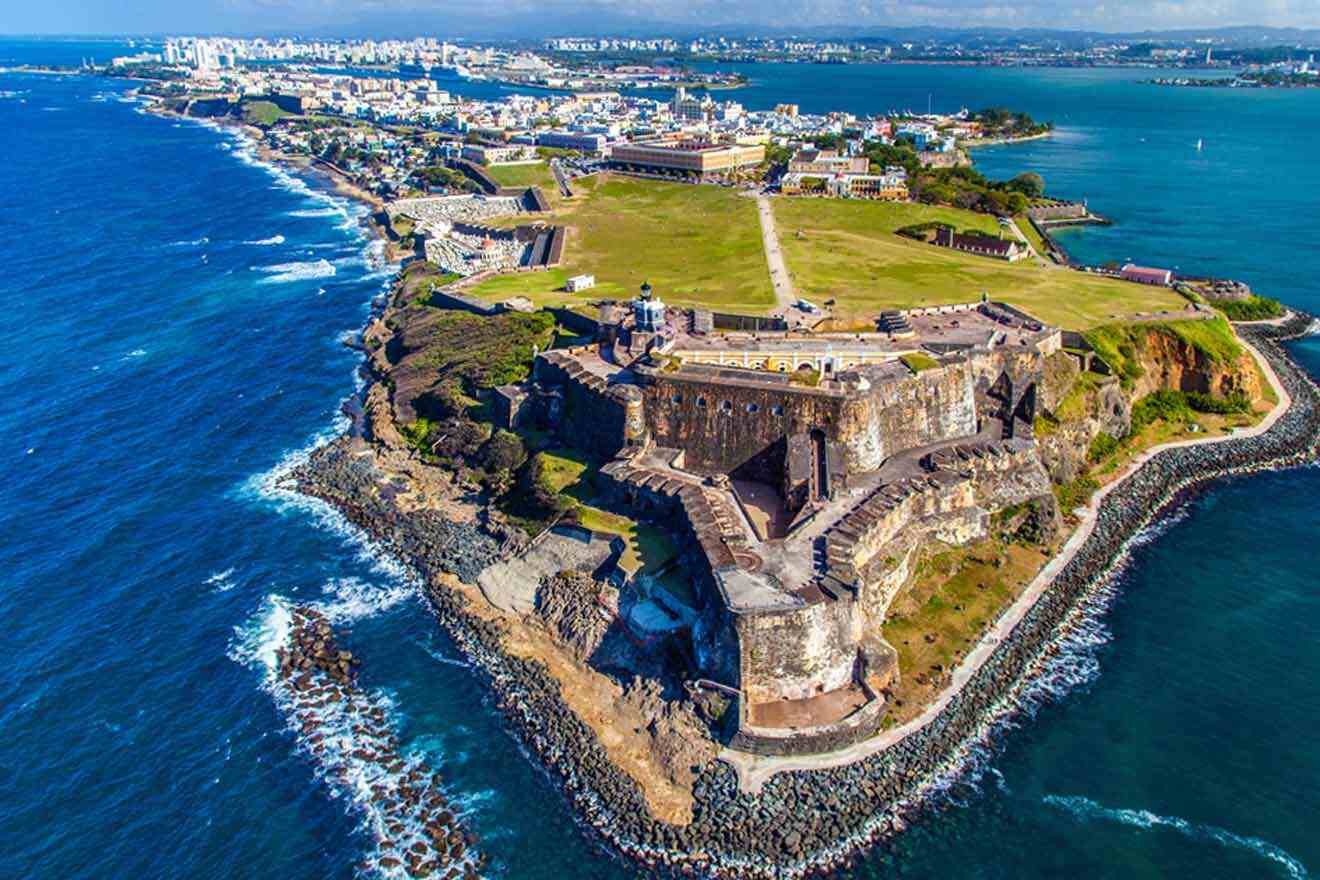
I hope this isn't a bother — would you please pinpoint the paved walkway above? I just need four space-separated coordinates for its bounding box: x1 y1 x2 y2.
721 338 1291 792
756 194 796 310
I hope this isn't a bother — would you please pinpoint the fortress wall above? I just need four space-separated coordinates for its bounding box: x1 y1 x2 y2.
736 597 862 705
967 347 1047 423
836 479 978 572
693 601 742 691
925 439 1057 515
641 374 849 475
827 440 1055 624
847 365 978 472
641 364 981 478
535 353 640 457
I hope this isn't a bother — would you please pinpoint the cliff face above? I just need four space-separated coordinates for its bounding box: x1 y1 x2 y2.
1132 329 1263 401
1036 351 1130 484
1035 324 1264 484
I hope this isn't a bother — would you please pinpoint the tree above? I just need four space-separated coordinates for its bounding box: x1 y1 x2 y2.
1008 172 1045 198
519 453 573 517
483 430 528 473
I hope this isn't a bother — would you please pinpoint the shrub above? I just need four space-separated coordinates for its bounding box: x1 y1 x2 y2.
1186 391 1252 415
518 453 575 517
1056 474 1099 511
400 418 436 452
1088 432 1122 463
483 430 528 473
1215 295 1284 322
1130 390 1192 434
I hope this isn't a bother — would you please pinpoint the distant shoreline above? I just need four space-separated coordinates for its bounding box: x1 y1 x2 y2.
961 130 1053 149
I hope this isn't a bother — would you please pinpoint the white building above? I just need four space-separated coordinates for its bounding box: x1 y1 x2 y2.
566 274 596 292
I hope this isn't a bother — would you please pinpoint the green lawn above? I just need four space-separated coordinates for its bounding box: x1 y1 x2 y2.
772 198 1187 330
536 447 679 579
242 100 290 127
537 447 593 495
468 176 775 312
575 505 678 578
486 161 556 190
485 161 564 209
1013 216 1050 260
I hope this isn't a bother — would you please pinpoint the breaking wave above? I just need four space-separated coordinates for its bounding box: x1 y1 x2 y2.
256 259 337 285
204 567 238 593
1044 794 1309 880
313 575 416 625
229 598 484 879
289 207 343 219
235 415 412 591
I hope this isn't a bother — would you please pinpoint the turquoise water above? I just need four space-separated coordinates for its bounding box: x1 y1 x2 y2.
2 47 1318 879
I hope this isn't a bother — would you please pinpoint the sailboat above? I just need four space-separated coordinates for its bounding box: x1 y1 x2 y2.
1196 138 1204 151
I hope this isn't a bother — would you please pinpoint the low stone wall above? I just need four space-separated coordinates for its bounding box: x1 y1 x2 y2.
426 286 503 316
546 305 600 337
294 314 1320 878
731 696 886 757
712 312 788 333
1027 201 1087 222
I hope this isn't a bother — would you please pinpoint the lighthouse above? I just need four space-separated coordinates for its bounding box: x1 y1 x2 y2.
633 280 666 332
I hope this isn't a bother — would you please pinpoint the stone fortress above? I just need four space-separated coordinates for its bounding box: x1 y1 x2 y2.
514 283 1063 756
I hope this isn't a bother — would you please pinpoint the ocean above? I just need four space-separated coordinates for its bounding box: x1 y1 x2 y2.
1 44 1318 879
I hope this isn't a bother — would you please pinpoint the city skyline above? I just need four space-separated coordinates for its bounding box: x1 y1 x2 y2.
5 0 1320 39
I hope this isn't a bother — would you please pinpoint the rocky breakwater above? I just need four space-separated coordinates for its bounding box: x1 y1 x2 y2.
275 606 485 880
290 315 1320 879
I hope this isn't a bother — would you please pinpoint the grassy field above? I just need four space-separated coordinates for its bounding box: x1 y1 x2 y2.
468 176 775 312
241 100 289 127
485 161 563 207
771 198 1187 329
882 540 1049 726
1013 216 1051 259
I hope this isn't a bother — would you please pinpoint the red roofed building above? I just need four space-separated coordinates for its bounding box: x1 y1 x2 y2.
1120 263 1173 286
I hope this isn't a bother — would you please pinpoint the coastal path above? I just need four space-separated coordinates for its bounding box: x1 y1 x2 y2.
756 193 797 311
1007 217 1038 259
721 333 1292 793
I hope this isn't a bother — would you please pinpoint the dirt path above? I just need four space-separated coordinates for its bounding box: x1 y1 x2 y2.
722 337 1291 792
756 194 796 310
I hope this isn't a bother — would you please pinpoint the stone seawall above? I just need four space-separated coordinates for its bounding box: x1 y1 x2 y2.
292 315 1319 878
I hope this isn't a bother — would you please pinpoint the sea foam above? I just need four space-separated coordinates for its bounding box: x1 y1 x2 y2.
1044 794 1309 879
288 207 343 219
229 597 484 879
257 259 337 284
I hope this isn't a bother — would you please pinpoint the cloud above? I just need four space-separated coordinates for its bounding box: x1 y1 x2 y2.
12 0 1320 36
219 0 1320 32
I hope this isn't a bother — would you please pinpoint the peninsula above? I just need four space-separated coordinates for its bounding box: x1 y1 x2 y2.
109 48 1320 878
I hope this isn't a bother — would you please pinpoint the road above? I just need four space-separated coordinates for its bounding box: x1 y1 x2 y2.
756 193 797 310
1007 217 1045 262
548 159 573 199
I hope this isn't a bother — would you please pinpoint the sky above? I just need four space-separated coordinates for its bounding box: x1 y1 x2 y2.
4 0 1320 38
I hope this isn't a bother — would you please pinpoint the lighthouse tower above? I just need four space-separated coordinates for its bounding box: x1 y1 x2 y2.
633 280 666 332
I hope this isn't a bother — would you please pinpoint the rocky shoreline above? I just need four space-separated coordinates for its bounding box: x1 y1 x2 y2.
274 606 487 879
285 304 1320 877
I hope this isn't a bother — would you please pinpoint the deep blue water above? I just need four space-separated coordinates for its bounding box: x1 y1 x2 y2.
2 45 1319 880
